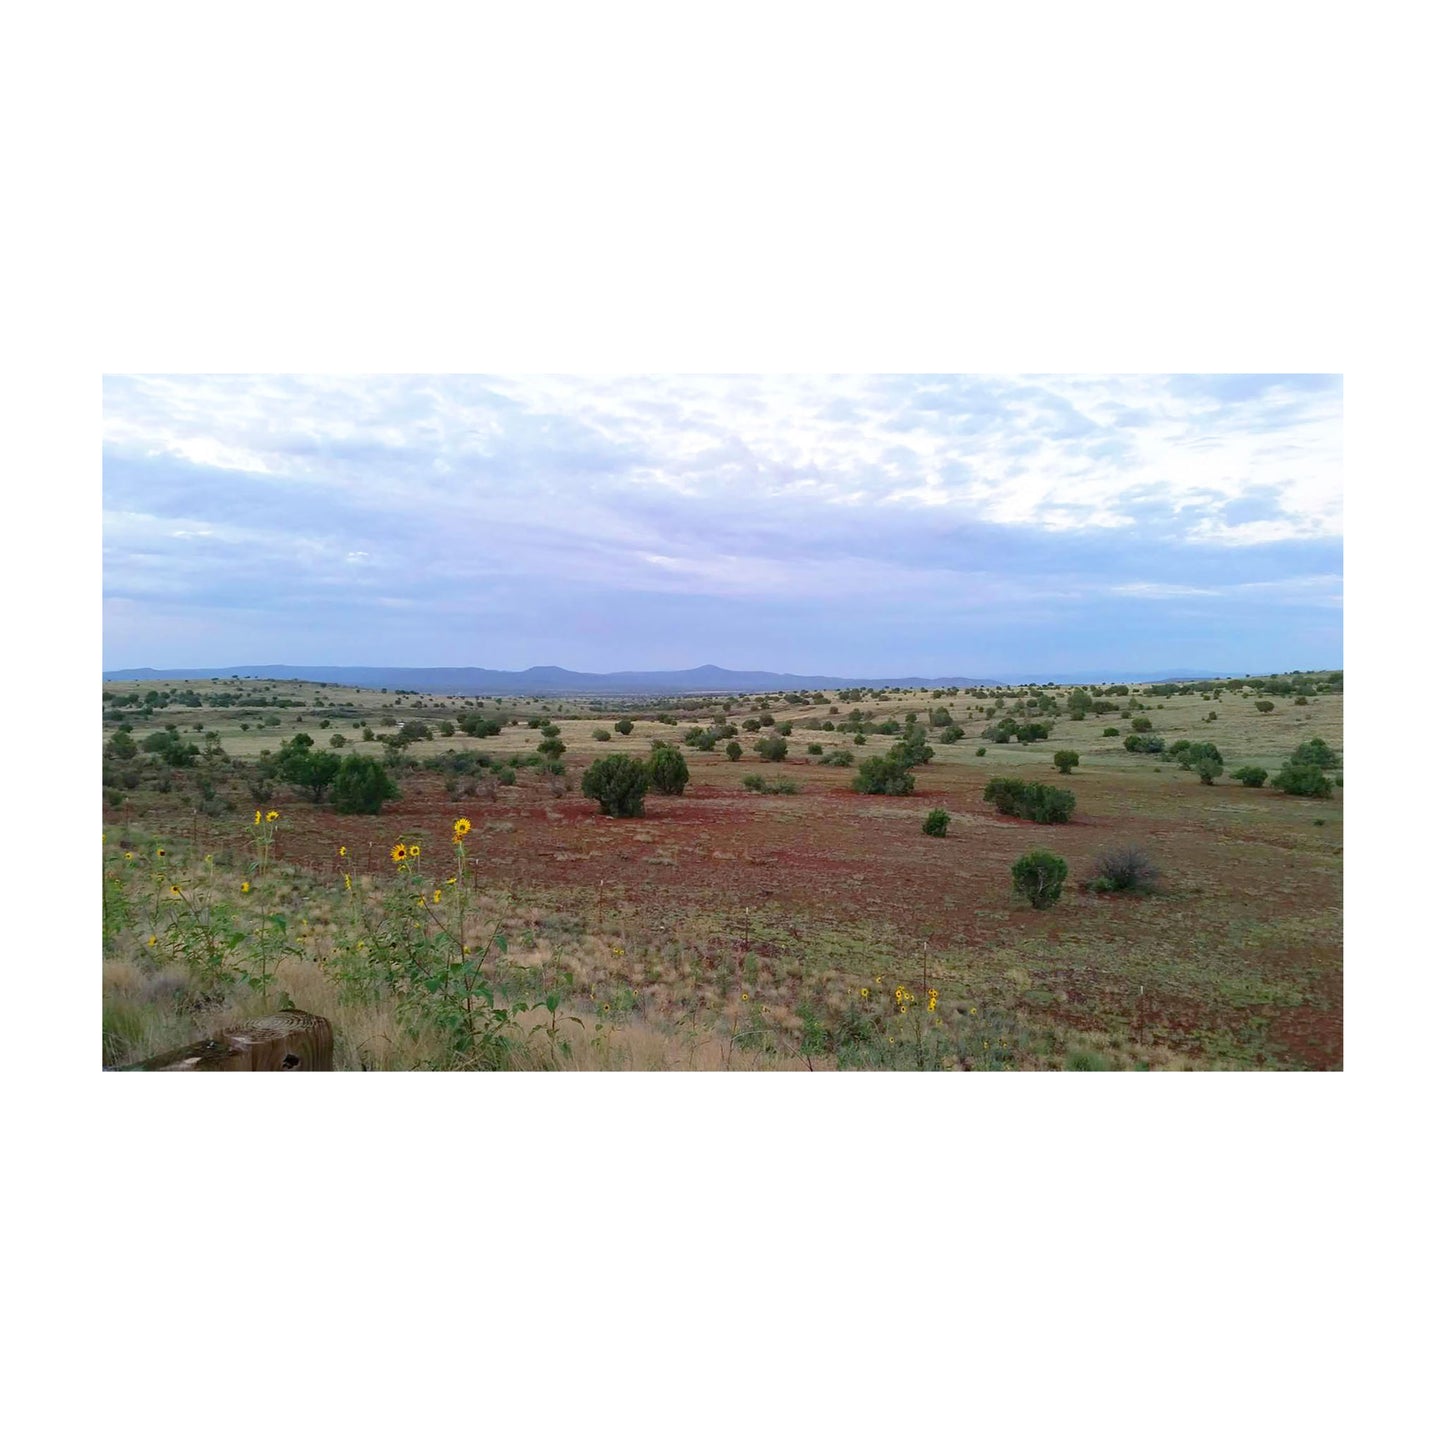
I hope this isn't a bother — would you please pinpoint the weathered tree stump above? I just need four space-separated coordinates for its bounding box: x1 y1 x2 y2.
125 1010 333 1071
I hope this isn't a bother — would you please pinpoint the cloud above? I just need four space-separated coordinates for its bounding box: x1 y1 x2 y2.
102 374 1343 673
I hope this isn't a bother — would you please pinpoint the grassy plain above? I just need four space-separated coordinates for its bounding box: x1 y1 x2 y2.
101 675 1343 1070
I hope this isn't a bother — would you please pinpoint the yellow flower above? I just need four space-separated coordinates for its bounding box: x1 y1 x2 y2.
338 846 347 857
453 818 471 837
446 877 456 886
408 844 420 858
860 987 870 999
741 992 750 1001
391 843 407 862
123 851 134 861
169 885 180 897
927 997 938 1012
255 810 262 825
344 873 352 891
156 848 165 858
146 934 156 948
969 1006 978 1016
241 880 251 893
266 810 279 822
433 889 442 904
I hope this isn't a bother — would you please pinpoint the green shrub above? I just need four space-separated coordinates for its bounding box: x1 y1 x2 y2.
1290 737 1340 770
330 733 347 748
1102 727 1120 737
725 740 743 761
806 742 823 755
938 724 964 744
645 743 690 795
819 748 854 766
1053 749 1080 775
1274 761 1333 798
852 757 916 795
330 755 400 814
1196 757 1223 784
742 774 799 796
975 746 986 756
922 808 950 837
983 778 1075 823
614 719 634 735
537 737 567 760
1255 700 1275 713
581 755 649 817
592 727 612 741
278 734 342 801
754 736 788 763
1011 850 1068 909
1130 716 1152 732
1231 765 1268 787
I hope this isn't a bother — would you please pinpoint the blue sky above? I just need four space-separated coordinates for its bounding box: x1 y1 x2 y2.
102 374 1342 678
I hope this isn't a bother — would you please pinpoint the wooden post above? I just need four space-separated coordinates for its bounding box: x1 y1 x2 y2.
122 1010 333 1071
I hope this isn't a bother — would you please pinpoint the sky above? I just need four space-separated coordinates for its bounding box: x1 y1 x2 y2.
102 373 1343 679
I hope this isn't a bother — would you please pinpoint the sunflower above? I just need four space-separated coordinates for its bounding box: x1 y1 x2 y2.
241 880 251 894
123 851 134 861
156 848 166 858
432 889 442 904
266 810 279 822
390 843 407 863
445 876 456 886
453 818 471 837
344 873 352 891
255 810 262 826
338 846 347 857
408 844 420 858
146 935 157 948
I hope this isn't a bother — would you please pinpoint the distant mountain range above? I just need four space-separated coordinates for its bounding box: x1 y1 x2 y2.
99 662 1251 695
102 663 1003 695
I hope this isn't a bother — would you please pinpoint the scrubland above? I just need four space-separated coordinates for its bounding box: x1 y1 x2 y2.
102 671 1343 1070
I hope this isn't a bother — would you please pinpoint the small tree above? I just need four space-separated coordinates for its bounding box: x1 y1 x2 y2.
852 757 915 795
725 740 743 761
614 718 634 736
1131 716 1153 732
278 734 341 802
645 743 690 795
1274 761 1333 798
330 755 400 814
1053 749 1080 775
922 808 950 837
1231 765 1268 787
1290 737 1340 770
1255 699 1275 713
1012 850 1068 909
755 735 788 763
582 755 649 817
1196 756 1223 785
537 736 567 760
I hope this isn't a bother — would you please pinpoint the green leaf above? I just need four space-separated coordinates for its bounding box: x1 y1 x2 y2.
495 934 508 953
